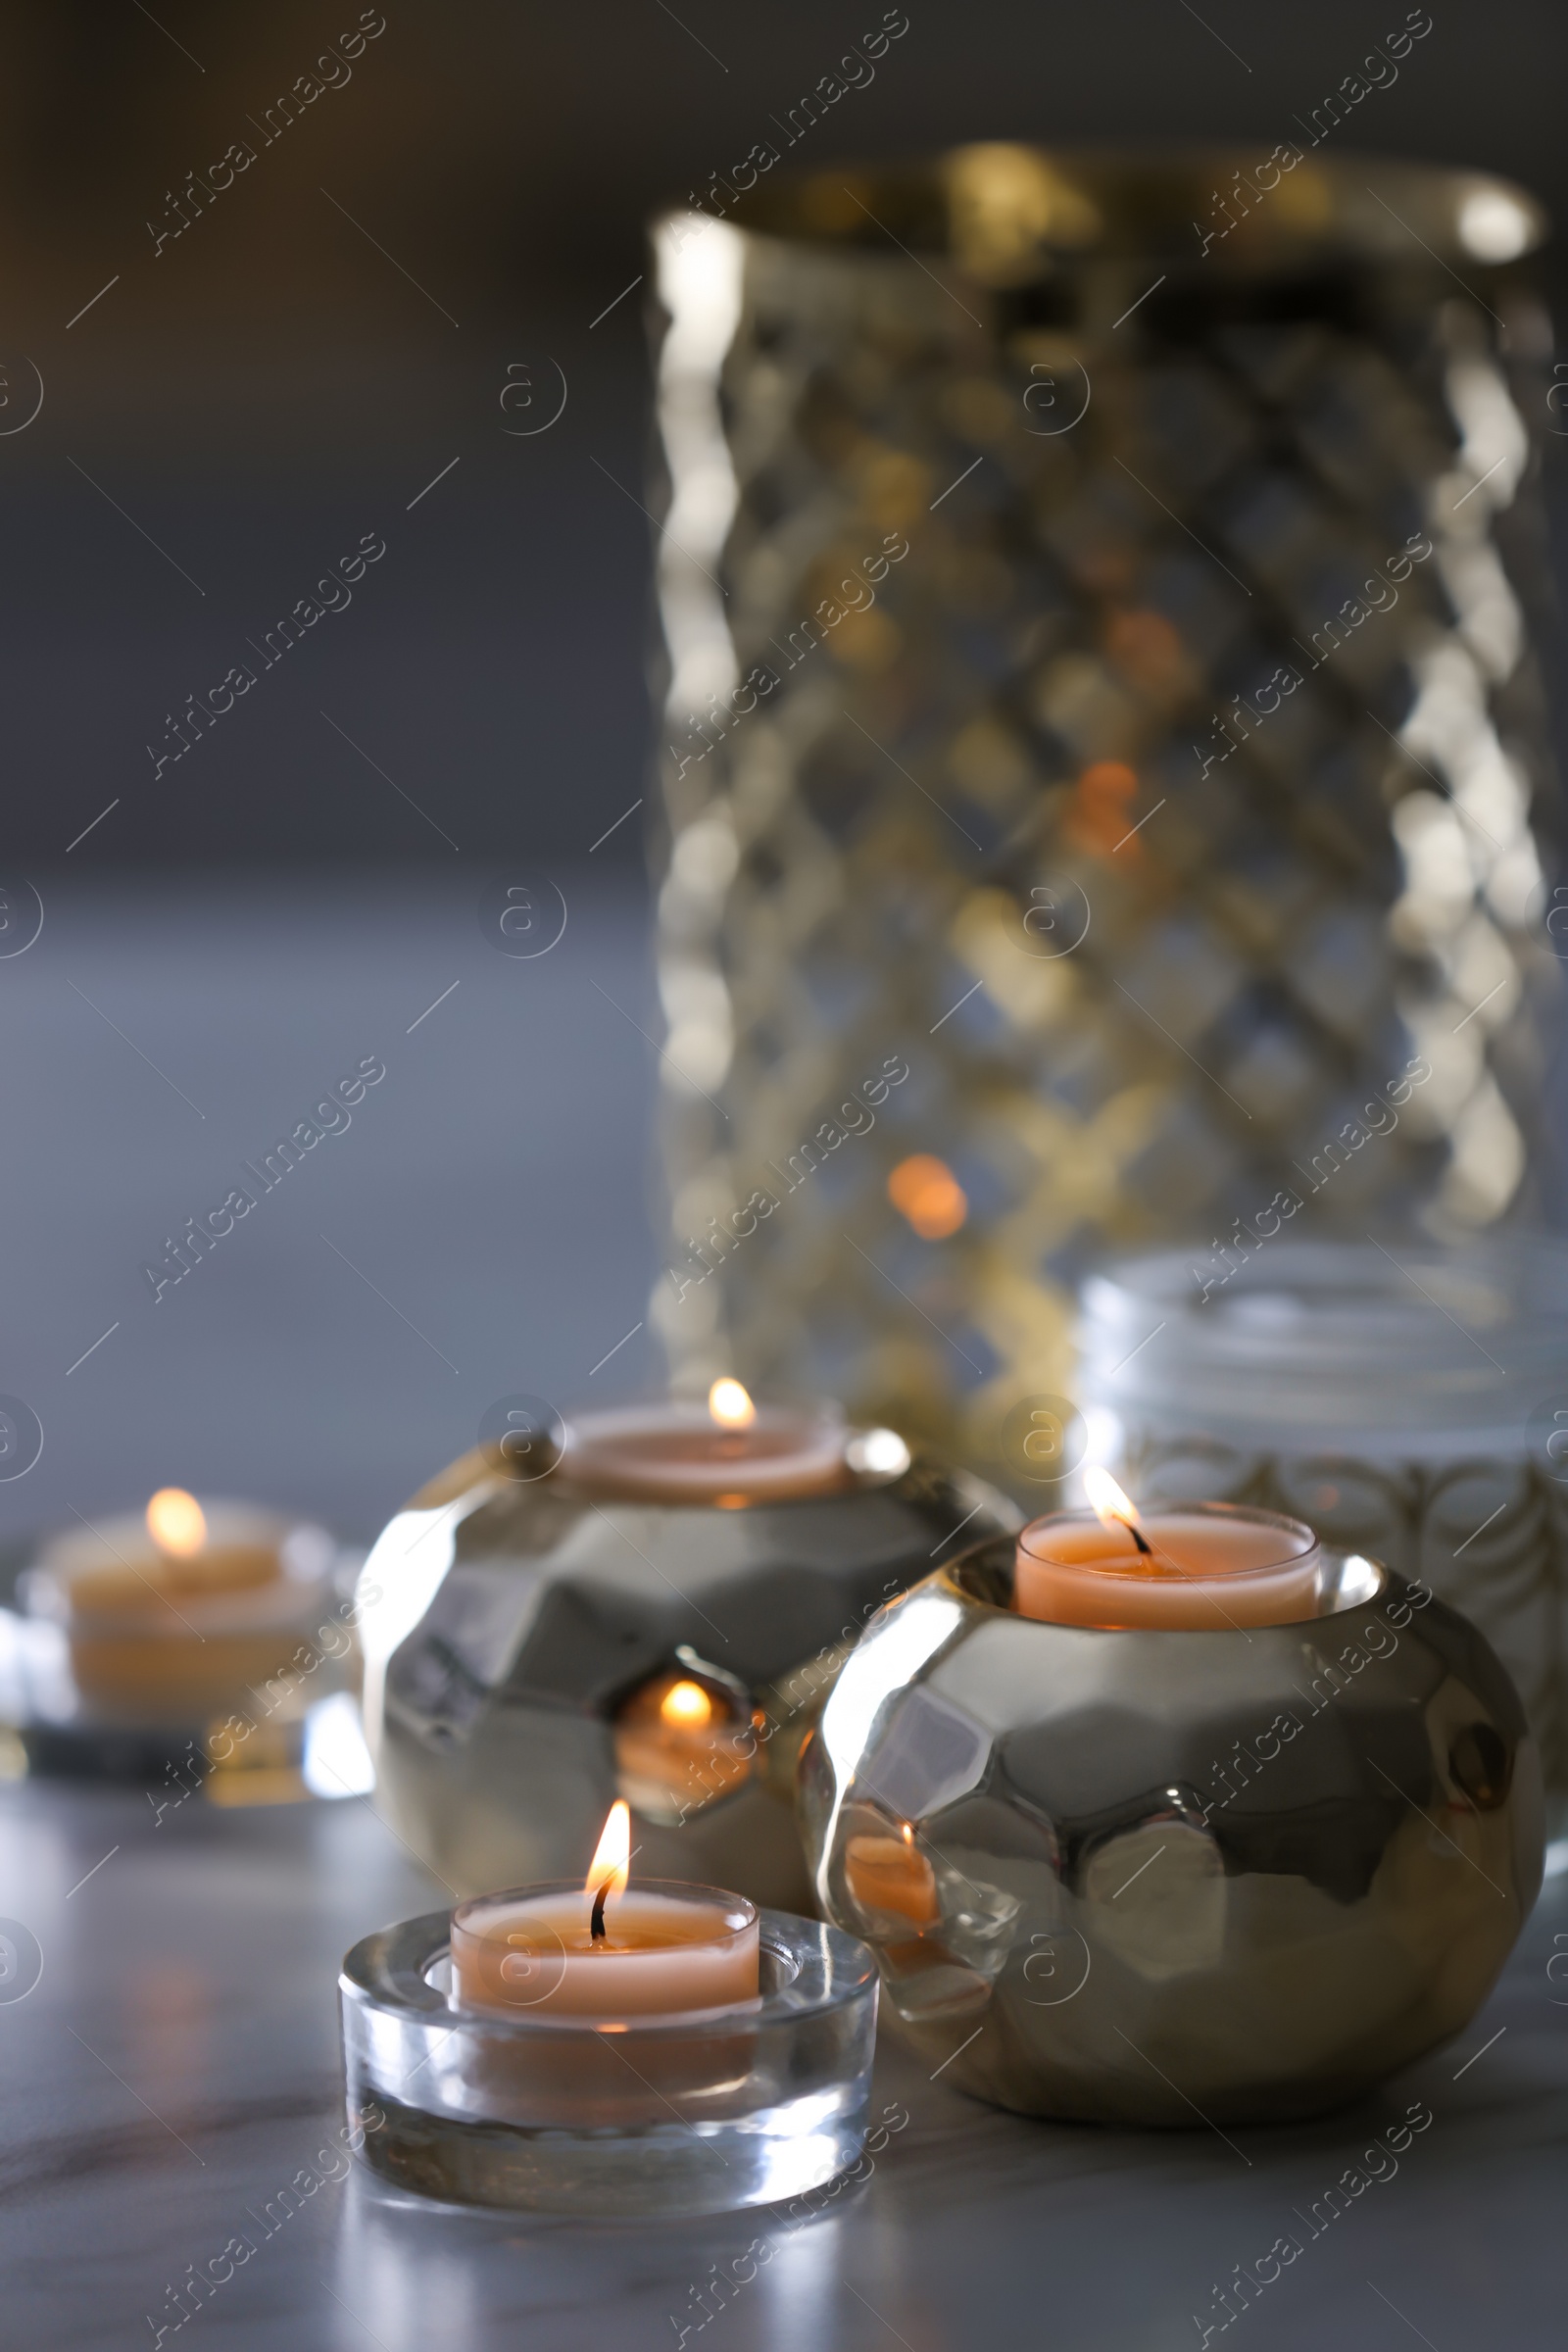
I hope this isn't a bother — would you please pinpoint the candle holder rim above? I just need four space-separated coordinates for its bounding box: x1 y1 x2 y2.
662 145 1548 270
564 1396 846 1432
944 1529 1388 1629
451 1876 760 1950
21 1566 335 1635
1017 1495 1320 1571
557 1401 851 1497
460 1403 919 1504
343 1905 877 2039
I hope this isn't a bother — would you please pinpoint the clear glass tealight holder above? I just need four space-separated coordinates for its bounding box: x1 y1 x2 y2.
338 1896 878 2217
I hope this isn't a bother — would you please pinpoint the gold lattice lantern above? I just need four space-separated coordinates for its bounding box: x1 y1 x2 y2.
646 148 1561 1482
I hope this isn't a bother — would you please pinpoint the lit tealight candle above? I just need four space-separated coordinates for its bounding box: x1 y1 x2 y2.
845 1825 940 1925
46 1490 287 1610
1014 1469 1322 1631
612 1672 754 1821
25 1490 330 1716
449 1801 760 2019
558 1381 852 1505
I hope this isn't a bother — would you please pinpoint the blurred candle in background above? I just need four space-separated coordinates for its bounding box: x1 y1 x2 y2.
560 1382 851 1504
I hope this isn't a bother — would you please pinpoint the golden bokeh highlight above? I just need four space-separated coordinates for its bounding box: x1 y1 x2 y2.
888 1155 968 1241
1064 760 1142 861
660 1679 714 1730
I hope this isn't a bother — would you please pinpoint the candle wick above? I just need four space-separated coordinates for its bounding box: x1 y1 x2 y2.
590 1878 612 1942
1124 1517 1152 1556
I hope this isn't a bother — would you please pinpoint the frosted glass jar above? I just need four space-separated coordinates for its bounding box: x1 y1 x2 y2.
1077 1239 1568 1787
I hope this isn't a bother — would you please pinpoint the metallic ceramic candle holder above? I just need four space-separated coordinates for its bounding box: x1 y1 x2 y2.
339 1904 877 2217
798 1535 1543 2126
359 1418 1017 1909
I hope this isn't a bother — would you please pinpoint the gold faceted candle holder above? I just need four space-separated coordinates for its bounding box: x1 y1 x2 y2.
359 1409 1017 1911
798 1535 1542 2125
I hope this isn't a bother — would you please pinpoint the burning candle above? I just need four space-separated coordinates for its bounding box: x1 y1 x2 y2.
47 1490 288 1605
844 1825 940 1925
612 1670 754 1822
1014 1470 1322 1630
558 1381 852 1505
25 1490 332 1716
450 1801 760 2019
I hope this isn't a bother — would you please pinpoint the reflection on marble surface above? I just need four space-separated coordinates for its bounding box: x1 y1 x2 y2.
2 1779 1566 2348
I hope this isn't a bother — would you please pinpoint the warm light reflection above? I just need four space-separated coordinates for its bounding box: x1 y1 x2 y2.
708 1378 756 1429
612 1671 748 1824
660 1679 714 1730
1066 760 1142 861
586 1798 631 1911
1457 188 1533 263
844 1824 940 1926
1083 1466 1141 1537
888 1154 968 1240
146 1488 207 1557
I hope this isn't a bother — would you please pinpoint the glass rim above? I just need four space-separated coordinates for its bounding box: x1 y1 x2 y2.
452 1878 759 1946
345 1905 872 2043
944 1531 1386 1625
553 1401 853 1501
658 149 1548 271
565 1398 844 1431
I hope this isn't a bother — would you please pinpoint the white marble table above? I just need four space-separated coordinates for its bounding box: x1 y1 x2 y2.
3 1773 1565 2351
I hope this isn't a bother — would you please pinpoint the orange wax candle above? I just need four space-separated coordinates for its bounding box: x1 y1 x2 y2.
25 1489 328 1715
845 1830 940 1925
40 1489 287 1610
1015 1473 1321 1631
449 1803 760 2020
558 1381 851 1505
612 1673 754 1818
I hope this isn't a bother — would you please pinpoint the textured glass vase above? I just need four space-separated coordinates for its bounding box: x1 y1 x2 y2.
646 147 1561 1480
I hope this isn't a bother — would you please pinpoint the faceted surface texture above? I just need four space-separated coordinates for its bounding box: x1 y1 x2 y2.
361 1445 1016 1910
798 1536 1543 2124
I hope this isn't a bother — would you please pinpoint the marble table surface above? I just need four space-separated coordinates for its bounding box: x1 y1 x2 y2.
4 1773 1566 2352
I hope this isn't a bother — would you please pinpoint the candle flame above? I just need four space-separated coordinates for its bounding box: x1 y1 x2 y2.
1083 1466 1141 1536
146 1488 207 1557
708 1377 756 1430
586 1798 631 1912
660 1678 714 1730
